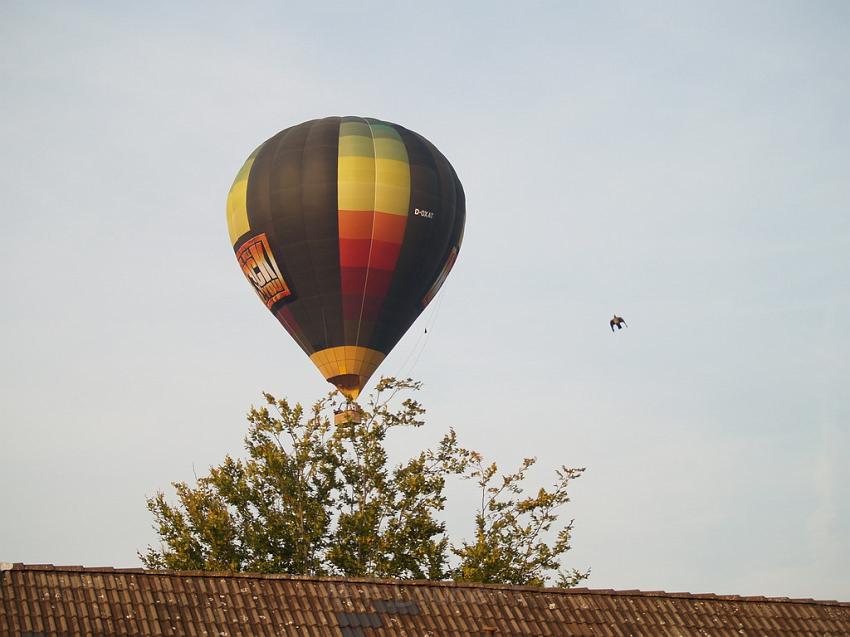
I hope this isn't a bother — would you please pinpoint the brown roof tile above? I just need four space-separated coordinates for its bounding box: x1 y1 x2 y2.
2 564 850 636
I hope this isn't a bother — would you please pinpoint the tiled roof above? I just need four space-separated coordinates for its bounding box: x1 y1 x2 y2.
1 563 848 636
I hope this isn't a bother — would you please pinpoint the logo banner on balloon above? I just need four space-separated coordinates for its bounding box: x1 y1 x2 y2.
236 233 292 308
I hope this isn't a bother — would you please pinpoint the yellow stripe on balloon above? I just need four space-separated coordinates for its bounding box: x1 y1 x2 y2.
337 155 376 212
226 144 264 246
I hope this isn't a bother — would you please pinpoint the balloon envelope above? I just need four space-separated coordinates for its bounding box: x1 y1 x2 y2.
227 116 465 399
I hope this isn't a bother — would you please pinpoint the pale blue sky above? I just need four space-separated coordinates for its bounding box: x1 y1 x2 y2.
2 1 849 599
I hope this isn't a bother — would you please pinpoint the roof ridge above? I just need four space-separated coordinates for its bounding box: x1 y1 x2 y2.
4 563 847 607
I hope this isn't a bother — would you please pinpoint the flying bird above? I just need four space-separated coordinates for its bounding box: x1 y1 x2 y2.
610 315 627 332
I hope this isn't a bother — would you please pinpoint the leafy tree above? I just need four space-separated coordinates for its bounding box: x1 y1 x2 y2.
141 378 588 586
451 454 588 587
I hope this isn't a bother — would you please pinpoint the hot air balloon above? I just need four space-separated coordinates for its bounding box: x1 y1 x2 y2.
226 116 465 402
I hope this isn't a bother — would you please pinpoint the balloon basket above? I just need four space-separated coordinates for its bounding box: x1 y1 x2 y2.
334 403 364 425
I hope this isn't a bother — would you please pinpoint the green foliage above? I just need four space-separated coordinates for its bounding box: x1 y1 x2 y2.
141 378 588 587
451 454 589 587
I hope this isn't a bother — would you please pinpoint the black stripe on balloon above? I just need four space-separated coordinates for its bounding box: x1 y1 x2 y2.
264 118 343 354
451 163 466 252
416 134 463 314
298 117 344 351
